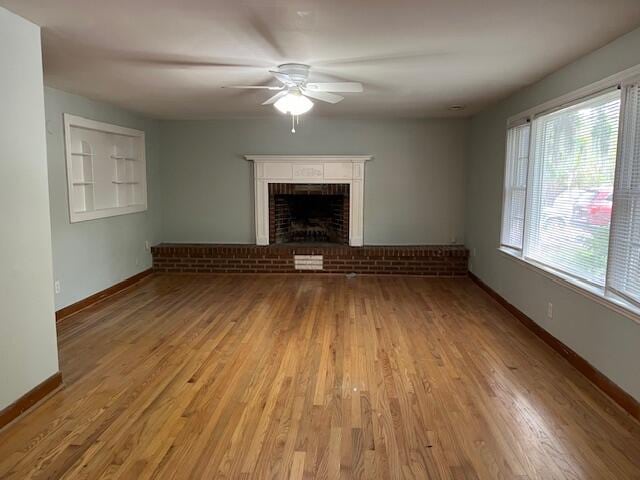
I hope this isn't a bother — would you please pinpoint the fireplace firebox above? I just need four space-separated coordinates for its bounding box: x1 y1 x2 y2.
269 183 349 245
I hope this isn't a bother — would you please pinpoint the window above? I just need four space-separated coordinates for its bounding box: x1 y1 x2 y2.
500 74 640 315
608 82 640 306
525 90 620 286
501 123 530 250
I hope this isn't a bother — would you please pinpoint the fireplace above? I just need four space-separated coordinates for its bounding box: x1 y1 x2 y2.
245 155 371 246
269 183 349 244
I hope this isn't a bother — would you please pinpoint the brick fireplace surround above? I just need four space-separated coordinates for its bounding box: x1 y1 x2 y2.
151 244 469 276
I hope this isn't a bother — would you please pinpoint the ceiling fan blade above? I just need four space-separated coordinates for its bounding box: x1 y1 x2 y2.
300 88 344 104
97 48 269 69
124 59 263 69
316 51 447 67
269 70 295 86
245 13 288 59
262 91 288 105
305 82 363 93
223 85 283 90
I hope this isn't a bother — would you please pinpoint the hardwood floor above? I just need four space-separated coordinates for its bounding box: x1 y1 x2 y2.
1 274 639 479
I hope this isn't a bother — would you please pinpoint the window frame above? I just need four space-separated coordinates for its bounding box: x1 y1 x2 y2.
498 64 640 324
606 77 640 309
500 120 531 251
522 87 620 288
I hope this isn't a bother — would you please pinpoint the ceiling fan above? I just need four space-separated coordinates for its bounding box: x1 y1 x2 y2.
224 63 363 132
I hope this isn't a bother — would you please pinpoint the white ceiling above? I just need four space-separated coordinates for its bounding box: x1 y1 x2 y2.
3 0 640 119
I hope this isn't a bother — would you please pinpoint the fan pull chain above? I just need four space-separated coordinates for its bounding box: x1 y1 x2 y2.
291 115 296 133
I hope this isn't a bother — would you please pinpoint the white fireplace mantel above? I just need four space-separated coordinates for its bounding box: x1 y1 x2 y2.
245 155 372 246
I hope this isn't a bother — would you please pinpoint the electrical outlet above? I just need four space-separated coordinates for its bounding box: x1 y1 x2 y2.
547 302 553 319
54 281 61 294
144 240 150 251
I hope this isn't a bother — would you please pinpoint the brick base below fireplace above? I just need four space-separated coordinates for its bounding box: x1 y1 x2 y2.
151 244 468 276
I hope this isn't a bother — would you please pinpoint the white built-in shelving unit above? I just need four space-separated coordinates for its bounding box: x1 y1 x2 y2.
64 114 147 222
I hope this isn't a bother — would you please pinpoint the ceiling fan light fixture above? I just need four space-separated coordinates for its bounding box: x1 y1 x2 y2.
274 92 314 115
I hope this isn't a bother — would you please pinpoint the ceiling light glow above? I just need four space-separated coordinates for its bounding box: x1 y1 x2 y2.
274 92 314 115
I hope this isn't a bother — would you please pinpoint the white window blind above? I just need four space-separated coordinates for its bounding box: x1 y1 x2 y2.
608 82 640 305
501 123 530 249
524 89 621 286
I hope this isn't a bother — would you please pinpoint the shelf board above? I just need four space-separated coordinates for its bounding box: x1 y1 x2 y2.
72 181 95 186
112 181 139 185
118 203 146 208
71 152 95 157
111 155 138 161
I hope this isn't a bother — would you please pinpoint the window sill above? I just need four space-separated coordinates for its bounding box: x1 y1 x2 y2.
497 247 640 325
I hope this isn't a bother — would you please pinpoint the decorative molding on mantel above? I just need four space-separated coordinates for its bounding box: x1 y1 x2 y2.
244 155 373 163
245 155 372 246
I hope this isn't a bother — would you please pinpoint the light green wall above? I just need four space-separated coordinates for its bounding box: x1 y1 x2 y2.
466 27 640 401
44 87 161 310
0 8 59 409
158 117 469 245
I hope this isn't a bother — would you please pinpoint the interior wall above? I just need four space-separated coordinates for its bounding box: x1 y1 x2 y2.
0 8 59 410
465 26 640 401
44 87 161 310
158 117 469 245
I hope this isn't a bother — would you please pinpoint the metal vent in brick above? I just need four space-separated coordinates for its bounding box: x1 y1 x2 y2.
294 255 323 270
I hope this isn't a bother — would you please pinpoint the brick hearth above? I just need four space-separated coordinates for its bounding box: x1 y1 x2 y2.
151 244 469 276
